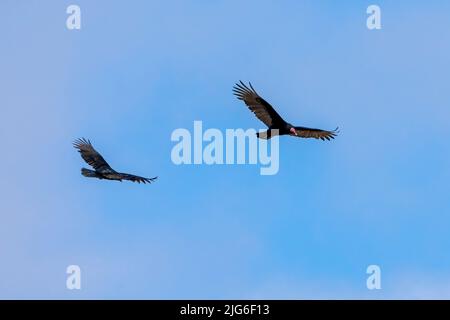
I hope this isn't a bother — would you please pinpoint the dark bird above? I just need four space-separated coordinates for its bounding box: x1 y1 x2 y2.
73 138 157 184
233 81 339 140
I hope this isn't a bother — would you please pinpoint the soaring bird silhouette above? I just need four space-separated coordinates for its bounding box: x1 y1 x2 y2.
233 81 339 140
73 138 157 184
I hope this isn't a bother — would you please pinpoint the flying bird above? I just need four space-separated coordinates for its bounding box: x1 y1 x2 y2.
73 138 157 184
233 81 339 140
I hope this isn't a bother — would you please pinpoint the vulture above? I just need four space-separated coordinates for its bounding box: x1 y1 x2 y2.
233 81 339 140
73 138 157 184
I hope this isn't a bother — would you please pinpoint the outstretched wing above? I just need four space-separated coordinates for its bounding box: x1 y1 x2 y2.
73 138 113 172
294 127 339 141
233 81 286 128
119 174 158 184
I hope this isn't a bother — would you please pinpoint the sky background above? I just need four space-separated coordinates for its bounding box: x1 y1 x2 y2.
1 0 450 299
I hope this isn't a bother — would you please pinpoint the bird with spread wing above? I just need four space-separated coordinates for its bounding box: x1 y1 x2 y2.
233 81 339 140
73 138 157 184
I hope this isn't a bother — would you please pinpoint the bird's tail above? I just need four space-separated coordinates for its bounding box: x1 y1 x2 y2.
256 130 270 140
81 168 100 178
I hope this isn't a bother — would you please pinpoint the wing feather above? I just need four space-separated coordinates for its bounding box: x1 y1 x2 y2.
294 127 339 140
233 81 286 127
73 138 113 172
119 174 158 184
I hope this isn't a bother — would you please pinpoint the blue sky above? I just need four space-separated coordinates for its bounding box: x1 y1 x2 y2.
1 0 450 299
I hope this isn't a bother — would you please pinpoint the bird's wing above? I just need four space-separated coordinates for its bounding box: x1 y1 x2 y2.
294 126 339 141
73 138 113 172
233 81 286 127
119 174 158 184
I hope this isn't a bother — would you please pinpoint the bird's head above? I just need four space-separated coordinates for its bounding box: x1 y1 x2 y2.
287 124 298 136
